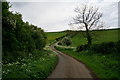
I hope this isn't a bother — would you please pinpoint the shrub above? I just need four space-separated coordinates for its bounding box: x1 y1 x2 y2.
76 44 89 52
61 37 72 46
58 41 62 45
116 40 120 53
76 41 120 54
89 41 120 54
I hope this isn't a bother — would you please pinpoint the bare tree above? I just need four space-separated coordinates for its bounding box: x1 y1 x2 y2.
70 5 103 45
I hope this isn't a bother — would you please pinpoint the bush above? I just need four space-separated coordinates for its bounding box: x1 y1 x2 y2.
76 41 120 54
58 41 62 45
89 41 120 54
76 44 89 52
61 37 72 46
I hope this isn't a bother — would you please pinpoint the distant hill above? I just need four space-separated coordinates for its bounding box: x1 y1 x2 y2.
45 32 67 45
61 28 120 32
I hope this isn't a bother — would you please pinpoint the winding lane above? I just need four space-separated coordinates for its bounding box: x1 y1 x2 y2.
48 43 96 79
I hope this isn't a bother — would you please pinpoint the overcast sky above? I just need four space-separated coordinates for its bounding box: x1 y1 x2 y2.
8 0 119 32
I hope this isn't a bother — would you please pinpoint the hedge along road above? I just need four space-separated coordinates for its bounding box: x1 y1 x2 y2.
47 42 97 79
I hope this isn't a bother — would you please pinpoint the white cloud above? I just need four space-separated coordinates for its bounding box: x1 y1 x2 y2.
9 0 118 32
7 0 120 2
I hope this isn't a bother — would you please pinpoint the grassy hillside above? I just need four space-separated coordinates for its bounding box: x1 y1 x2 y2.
46 32 66 45
71 29 119 47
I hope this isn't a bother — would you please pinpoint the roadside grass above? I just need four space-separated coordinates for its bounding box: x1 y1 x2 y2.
55 44 76 51
56 46 119 79
3 50 58 79
71 29 119 47
45 32 66 45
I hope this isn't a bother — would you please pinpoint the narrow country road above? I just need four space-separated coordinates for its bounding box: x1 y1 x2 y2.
47 43 96 79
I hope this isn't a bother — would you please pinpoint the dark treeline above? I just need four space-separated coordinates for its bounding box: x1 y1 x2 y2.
2 2 46 63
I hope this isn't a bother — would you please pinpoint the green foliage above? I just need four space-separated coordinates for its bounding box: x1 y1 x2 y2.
2 2 46 63
76 44 89 52
58 41 62 45
60 37 72 46
89 41 120 54
76 41 120 54
3 50 58 79
2 2 58 79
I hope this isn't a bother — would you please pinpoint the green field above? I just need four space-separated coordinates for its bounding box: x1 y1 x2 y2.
71 29 119 46
45 32 66 45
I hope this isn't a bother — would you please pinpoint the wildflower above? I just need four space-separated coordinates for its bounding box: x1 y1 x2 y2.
15 61 20 65
103 56 105 58
8 63 12 66
29 54 32 56
22 63 26 67
7 69 10 72
3 71 5 74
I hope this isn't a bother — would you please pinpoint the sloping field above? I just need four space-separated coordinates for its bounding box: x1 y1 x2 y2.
46 32 66 45
71 29 119 47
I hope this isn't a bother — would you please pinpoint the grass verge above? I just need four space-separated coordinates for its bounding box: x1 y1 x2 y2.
3 50 58 79
56 46 119 80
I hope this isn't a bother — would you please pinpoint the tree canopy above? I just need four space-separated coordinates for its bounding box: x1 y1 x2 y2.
2 2 46 63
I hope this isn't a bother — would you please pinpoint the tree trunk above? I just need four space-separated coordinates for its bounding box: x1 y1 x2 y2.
86 30 92 45
85 23 92 45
